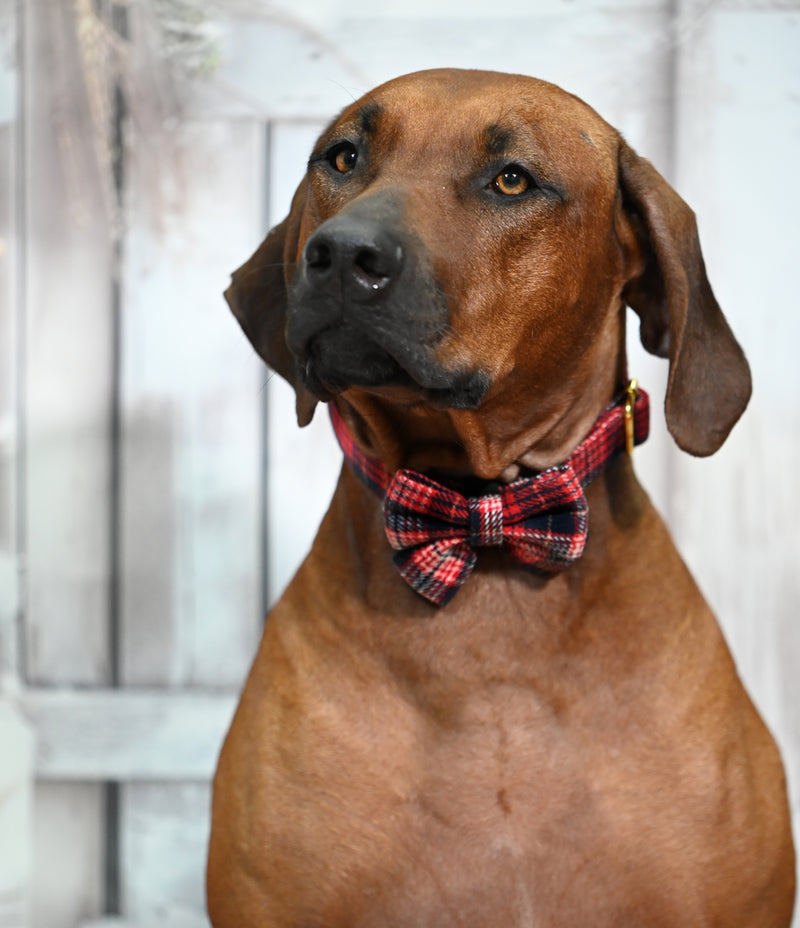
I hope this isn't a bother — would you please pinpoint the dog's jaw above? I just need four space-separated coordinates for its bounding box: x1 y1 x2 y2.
291 316 491 412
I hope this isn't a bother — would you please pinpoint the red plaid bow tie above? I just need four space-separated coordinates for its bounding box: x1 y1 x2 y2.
329 383 649 606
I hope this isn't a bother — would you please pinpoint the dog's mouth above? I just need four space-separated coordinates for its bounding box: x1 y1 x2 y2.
294 320 490 411
296 321 407 399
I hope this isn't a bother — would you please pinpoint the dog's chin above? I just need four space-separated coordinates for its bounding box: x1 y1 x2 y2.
297 331 490 411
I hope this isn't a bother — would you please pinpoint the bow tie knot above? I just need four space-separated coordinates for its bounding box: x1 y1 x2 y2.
468 492 504 547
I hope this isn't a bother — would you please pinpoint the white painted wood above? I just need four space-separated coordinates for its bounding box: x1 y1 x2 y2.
0 701 34 928
673 5 800 900
32 783 104 928
23 4 111 920
180 0 675 130
82 916 207 928
120 783 211 927
22 0 114 685
119 117 266 686
117 20 271 922
23 689 236 781
0 0 20 683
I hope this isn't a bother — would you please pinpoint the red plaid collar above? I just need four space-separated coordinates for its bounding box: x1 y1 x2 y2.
330 383 649 606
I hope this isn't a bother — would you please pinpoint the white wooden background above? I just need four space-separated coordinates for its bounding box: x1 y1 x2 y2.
0 0 797 925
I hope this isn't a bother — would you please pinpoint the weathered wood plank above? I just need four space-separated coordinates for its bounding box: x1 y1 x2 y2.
82 916 208 928
23 0 114 685
23 688 236 780
173 0 675 128
0 0 20 678
0 15 34 923
82 917 208 928
121 783 212 926
23 4 113 914
0 702 35 928
32 782 104 928
119 118 265 686
117 19 271 921
672 0 800 855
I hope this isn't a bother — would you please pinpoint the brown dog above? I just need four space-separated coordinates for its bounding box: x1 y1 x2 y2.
207 69 795 926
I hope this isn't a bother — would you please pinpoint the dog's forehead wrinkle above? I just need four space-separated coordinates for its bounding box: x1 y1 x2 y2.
358 99 383 134
485 123 516 155
313 102 384 159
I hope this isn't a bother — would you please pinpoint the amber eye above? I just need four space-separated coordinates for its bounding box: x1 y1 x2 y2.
492 166 530 196
328 142 358 174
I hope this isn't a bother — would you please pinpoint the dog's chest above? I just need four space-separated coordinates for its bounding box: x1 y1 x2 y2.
265 656 748 928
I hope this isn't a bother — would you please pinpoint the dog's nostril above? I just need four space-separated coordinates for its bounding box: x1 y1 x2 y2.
304 227 404 299
306 240 332 271
355 248 387 285
354 247 380 274
353 245 401 289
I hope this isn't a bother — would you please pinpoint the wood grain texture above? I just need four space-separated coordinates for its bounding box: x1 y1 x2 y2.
24 689 236 781
121 783 212 926
0 702 34 927
116 19 270 925
22 0 114 685
174 0 675 127
0 0 20 678
672 6 800 895
119 118 265 687
32 782 104 928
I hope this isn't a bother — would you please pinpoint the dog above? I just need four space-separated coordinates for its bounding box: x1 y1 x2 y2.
207 69 795 926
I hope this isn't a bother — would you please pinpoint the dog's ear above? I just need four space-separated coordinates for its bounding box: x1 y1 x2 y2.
618 141 751 456
224 179 317 427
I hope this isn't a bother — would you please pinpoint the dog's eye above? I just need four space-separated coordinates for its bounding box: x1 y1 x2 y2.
327 142 358 174
491 166 531 196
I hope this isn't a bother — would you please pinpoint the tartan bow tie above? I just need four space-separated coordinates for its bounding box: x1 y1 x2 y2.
329 383 649 606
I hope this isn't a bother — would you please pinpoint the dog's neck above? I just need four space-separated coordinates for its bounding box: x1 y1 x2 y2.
333 376 634 483
326 311 630 480
332 383 647 491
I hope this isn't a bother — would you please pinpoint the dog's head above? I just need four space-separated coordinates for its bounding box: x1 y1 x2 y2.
226 69 750 476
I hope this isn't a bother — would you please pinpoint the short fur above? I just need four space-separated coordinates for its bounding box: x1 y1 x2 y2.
208 69 795 927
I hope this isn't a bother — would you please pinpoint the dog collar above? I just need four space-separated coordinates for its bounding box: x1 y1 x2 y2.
329 381 649 606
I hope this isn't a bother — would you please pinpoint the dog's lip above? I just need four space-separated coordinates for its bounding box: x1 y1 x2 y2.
298 354 338 402
296 326 489 410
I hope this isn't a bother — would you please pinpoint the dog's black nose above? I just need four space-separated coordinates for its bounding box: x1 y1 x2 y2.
303 220 404 302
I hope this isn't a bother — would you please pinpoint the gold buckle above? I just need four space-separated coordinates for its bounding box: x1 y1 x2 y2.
625 378 638 456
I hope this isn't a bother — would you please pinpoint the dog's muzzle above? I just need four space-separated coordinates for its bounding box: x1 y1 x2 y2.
286 199 489 409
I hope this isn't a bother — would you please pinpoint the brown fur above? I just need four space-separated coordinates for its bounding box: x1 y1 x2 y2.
208 69 795 927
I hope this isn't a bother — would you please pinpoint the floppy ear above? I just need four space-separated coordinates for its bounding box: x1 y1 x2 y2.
224 179 317 426
618 141 751 456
